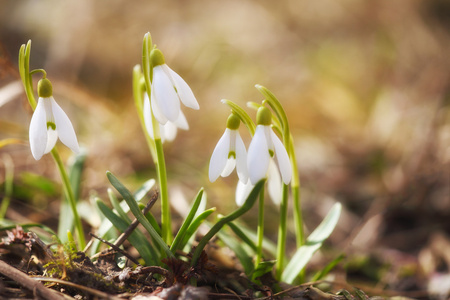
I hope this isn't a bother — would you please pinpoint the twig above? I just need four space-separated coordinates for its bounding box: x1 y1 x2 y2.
89 233 140 266
0 260 65 300
33 277 123 300
114 190 158 248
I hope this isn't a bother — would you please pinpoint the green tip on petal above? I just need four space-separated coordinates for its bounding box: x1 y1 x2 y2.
226 113 240 130
256 106 272 125
37 78 53 97
150 48 165 66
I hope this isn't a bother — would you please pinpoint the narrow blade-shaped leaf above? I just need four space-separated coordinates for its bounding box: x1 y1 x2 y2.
106 171 173 258
170 188 204 252
281 202 342 284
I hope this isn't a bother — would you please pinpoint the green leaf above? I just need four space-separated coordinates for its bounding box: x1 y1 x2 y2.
253 260 276 279
228 221 278 257
96 200 157 265
109 188 131 223
190 180 265 267
281 202 342 284
311 253 345 281
180 208 216 251
170 188 204 252
89 179 156 256
106 171 174 258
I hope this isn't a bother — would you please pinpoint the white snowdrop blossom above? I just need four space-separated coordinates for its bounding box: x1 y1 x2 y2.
209 114 248 183
29 78 79 160
235 161 282 206
150 48 199 125
247 107 291 185
143 93 188 142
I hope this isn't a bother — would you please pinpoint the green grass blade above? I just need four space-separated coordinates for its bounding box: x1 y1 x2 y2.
228 221 278 257
170 188 204 253
281 202 342 284
190 180 265 267
311 253 345 281
106 171 174 259
109 188 131 223
227 222 257 253
180 208 216 250
90 179 156 256
96 200 157 265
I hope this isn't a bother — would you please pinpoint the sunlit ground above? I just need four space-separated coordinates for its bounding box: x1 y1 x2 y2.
1 0 449 297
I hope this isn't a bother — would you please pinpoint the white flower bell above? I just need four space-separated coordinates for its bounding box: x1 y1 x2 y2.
150 48 199 125
143 93 188 142
235 161 282 206
29 78 79 160
209 113 248 183
247 106 291 185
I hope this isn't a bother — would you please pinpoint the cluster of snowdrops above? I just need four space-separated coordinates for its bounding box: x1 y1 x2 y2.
15 32 341 284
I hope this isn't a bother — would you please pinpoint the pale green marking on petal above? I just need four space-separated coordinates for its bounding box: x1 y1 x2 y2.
47 122 56 130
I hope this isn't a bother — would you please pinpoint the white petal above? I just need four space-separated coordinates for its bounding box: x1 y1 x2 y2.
267 160 282 205
143 93 155 139
270 130 292 184
209 129 231 182
235 180 254 207
173 109 189 130
161 121 177 142
29 98 48 160
150 88 169 125
248 125 270 185
44 128 58 154
51 98 79 154
152 65 181 122
221 157 236 177
168 66 199 110
234 131 248 183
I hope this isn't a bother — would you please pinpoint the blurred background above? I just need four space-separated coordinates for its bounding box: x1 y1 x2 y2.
0 0 449 297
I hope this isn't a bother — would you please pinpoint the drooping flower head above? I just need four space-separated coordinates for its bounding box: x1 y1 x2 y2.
209 113 248 183
247 106 291 185
29 78 79 160
143 92 189 143
149 48 199 125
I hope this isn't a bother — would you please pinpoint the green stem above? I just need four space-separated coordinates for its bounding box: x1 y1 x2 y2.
191 180 265 267
132 65 157 162
255 186 265 267
275 183 289 280
51 149 85 249
155 138 172 243
290 134 304 247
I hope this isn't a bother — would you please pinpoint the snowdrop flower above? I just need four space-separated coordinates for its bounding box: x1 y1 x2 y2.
143 93 188 142
29 78 79 160
150 48 199 125
209 113 248 183
247 106 291 185
235 161 282 206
